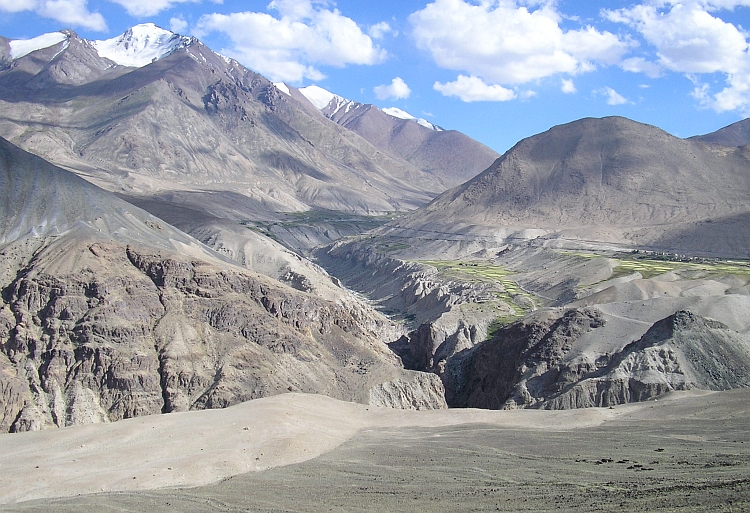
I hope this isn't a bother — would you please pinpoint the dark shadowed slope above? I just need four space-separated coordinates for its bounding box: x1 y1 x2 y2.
0 136 198 248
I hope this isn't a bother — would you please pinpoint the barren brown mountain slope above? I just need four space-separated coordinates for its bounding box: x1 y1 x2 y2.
300 89 499 187
384 116 750 257
0 137 446 432
0 28 488 220
692 117 750 147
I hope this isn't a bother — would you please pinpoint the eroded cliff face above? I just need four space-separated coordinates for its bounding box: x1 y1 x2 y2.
451 308 750 410
0 237 445 432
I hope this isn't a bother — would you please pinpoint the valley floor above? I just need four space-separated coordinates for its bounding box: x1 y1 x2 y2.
0 390 748 512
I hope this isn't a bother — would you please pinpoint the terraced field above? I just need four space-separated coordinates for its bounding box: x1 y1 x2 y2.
417 260 537 323
567 251 750 282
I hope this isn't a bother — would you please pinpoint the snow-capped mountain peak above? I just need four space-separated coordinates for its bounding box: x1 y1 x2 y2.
92 23 191 68
294 84 443 131
8 32 68 60
298 85 340 110
382 107 442 131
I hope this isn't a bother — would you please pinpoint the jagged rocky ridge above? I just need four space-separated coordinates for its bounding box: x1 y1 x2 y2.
0 25 492 221
285 84 499 187
0 137 446 432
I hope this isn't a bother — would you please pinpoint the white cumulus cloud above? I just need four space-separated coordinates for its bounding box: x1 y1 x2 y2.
194 0 387 83
410 0 630 102
606 0 750 113
0 0 36 13
0 0 107 31
605 2 748 74
561 78 577 94
368 21 393 39
434 75 516 102
598 86 629 105
374 77 411 100
620 57 663 78
169 16 188 34
108 0 220 17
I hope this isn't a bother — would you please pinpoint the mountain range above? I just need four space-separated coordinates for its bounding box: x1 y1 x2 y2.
2 22 750 437
0 24 497 221
0 134 447 432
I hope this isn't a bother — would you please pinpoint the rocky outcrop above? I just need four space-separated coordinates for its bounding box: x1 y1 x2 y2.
451 308 750 410
544 310 750 409
452 308 606 409
368 372 447 410
0 237 447 432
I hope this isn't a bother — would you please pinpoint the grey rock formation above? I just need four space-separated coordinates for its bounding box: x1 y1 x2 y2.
451 307 750 410
368 372 448 410
545 310 750 409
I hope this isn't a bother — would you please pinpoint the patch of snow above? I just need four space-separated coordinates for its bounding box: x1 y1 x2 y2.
417 118 443 131
382 107 415 120
328 97 356 116
383 107 442 131
50 40 71 61
299 85 338 110
92 23 190 68
274 82 291 96
9 32 68 59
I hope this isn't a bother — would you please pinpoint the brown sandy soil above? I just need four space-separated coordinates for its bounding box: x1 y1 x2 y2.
0 390 749 512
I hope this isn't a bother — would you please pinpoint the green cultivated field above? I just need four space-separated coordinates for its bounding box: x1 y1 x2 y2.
567 251 750 282
417 260 536 326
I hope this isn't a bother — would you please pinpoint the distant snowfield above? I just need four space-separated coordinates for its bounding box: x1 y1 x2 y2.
92 23 188 67
9 32 67 59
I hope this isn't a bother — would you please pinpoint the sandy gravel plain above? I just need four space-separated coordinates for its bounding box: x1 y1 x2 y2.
0 390 748 512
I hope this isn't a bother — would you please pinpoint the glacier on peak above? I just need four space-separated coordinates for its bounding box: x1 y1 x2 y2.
92 23 191 68
8 32 68 60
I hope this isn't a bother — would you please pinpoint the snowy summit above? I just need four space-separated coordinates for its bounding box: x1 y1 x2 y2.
297 85 341 110
8 32 68 59
294 85 442 131
382 107 442 131
92 23 191 68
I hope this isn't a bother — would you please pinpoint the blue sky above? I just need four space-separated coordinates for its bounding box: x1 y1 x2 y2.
1 0 750 153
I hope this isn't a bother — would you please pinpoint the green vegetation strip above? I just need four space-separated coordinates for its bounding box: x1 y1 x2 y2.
563 251 750 281
417 260 536 324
